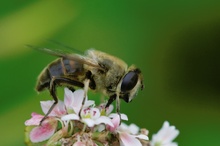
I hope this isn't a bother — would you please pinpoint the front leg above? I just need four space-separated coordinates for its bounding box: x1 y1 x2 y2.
115 92 122 123
105 94 116 108
40 76 84 125
105 93 122 123
79 79 90 118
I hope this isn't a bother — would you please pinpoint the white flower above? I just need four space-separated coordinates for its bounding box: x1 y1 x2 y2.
64 88 94 115
25 88 179 145
80 107 114 127
41 88 94 118
61 89 114 128
151 121 179 146
61 88 94 122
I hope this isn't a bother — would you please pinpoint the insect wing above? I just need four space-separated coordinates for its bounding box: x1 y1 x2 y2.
46 39 83 54
28 45 103 69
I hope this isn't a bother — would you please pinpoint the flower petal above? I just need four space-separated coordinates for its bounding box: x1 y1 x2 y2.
119 132 142 146
64 88 74 108
30 118 57 143
151 121 179 146
25 113 44 126
163 123 179 143
106 104 114 115
118 123 129 132
121 114 128 121
40 100 54 115
135 134 149 140
84 100 95 107
165 142 178 146
90 108 100 119
128 124 139 135
72 89 85 114
61 114 80 121
41 100 66 117
107 114 120 132
82 118 95 127
96 124 105 132
159 121 179 143
109 113 128 121
95 116 113 127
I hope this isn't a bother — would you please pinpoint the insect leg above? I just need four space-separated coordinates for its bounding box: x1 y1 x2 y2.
67 86 75 92
105 93 121 122
40 76 84 125
40 76 58 125
79 79 90 118
105 94 116 108
106 93 121 122
116 92 122 123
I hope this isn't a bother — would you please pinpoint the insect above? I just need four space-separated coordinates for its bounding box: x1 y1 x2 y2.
34 46 144 123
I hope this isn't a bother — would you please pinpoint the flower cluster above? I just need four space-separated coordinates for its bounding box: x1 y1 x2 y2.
25 88 179 146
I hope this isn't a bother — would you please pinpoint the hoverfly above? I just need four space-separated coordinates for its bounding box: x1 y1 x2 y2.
33 44 144 123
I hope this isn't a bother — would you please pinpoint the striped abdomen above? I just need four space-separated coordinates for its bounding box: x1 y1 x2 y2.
36 58 86 92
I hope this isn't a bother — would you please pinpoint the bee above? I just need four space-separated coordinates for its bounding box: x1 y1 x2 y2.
34 46 144 123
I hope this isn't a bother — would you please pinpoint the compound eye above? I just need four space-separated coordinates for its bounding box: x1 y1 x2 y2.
121 71 138 92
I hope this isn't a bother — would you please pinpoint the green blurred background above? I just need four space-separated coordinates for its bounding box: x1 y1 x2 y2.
0 0 220 145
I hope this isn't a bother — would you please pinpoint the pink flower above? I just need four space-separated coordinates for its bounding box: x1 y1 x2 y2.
106 113 128 132
118 122 149 146
25 88 179 145
40 100 66 117
25 88 92 143
107 114 148 146
25 112 44 126
25 113 58 143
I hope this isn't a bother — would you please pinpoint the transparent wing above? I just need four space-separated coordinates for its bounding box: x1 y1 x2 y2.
46 39 83 54
27 44 103 69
